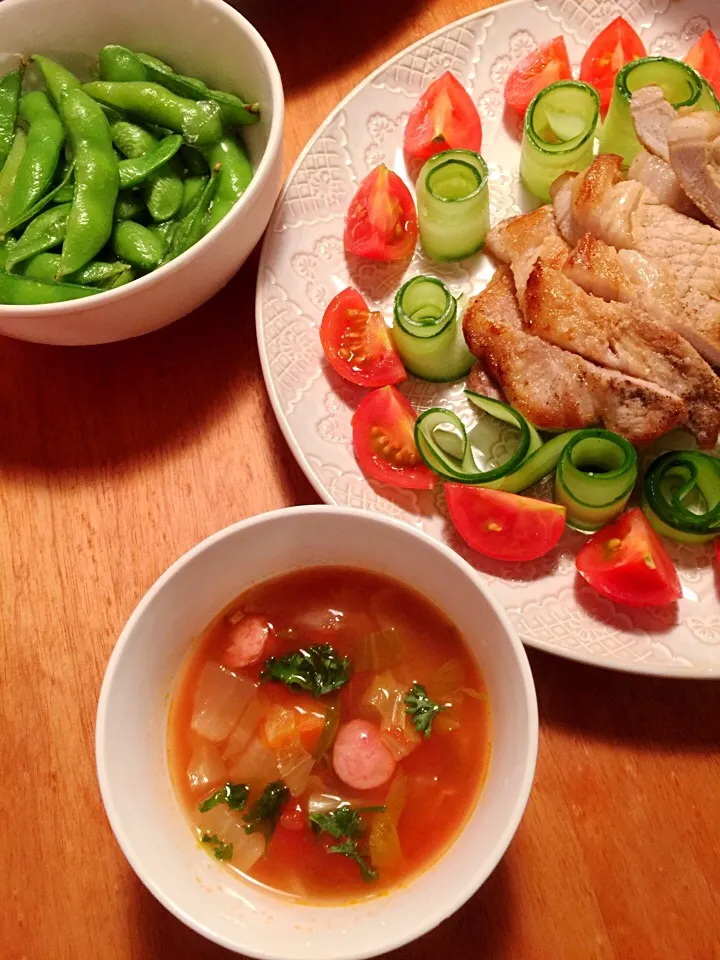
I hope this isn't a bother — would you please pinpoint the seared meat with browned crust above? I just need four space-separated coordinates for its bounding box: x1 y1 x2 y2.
552 155 720 365
462 267 685 444
525 253 720 447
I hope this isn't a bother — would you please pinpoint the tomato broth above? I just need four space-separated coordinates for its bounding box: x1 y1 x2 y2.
168 566 491 902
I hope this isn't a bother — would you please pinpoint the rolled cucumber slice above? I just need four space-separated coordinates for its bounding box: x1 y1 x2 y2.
416 149 489 262
520 80 599 203
391 275 473 382
554 429 638 532
598 57 718 167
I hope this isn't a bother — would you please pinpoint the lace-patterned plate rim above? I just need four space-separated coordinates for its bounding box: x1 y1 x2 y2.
256 0 720 678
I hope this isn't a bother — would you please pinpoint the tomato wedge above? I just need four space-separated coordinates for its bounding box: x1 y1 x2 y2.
685 29 720 97
576 508 682 607
320 287 406 387
504 37 572 115
403 71 482 161
445 485 566 561
580 17 646 114
352 386 435 490
344 164 418 262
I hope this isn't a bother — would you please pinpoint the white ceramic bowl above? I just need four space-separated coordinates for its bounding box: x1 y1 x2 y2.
0 0 283 345
97 506 538 959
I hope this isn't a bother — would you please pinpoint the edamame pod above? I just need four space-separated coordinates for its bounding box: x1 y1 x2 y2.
32 55 81 106
111 121 183 221
133 50 260 126
117 133 182 189
0 268 96 304
1 160 74 235
52 182 75 205
164 165 219 261
202 136 252 231
5 202 71 271
5 92 65 225
82 81 223 146
98 44 147 82
112 219 165 269
58 89 119 275
114 191 146 221
180 175 207 216
19 252 132 286
0 129 27 227
0 69 23 171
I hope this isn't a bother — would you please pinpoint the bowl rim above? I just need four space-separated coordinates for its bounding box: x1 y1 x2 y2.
96 504 539 960
0 0 284 316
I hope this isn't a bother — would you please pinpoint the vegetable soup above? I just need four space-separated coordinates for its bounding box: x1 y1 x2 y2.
168 566 491 902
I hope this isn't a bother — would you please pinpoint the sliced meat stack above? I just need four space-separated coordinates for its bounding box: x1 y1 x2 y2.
463 152 720 449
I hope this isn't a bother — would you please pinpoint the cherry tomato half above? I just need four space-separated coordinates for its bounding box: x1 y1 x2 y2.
445 485 566 561
576 508 682 607
685 29 720 98
320 287 406 388
352 386 435 490
579 17 647 114
504 37 572 116
403 71 482 161
344 164 418 262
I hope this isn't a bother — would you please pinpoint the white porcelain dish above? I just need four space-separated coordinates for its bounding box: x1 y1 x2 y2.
96 506 537 959
0 0 283 345
256 0 720 677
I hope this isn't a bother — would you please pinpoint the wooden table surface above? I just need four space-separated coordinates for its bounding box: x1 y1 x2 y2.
2 2 719 958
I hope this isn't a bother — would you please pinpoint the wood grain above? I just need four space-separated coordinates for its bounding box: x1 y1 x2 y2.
1 2 719 958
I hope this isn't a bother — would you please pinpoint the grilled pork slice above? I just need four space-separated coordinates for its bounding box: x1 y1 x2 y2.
553 155 720 365
667 111 720 229
462 267 685 444
628 149 704 219
525 256 720 447
630 86 674 162
485 206 569 307
485 205 562 263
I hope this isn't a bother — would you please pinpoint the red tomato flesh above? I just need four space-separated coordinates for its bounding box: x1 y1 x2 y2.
445 485 566 561
504 37 572 115
344 164 418 262
320 287 406 388
579 17 646 114
403 71 482 161
352 385 435 490
685 29 720 97
576 508 682 607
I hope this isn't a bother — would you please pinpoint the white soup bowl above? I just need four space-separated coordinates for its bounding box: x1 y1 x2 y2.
97 506 538 959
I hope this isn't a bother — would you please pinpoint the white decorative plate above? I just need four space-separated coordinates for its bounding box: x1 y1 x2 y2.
257 0 720 677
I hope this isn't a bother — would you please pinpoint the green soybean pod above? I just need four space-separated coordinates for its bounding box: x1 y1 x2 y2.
203 136 253 231
112 219 164 269
0 268 96 304
32 55 81 107
117 133 183 189
5 202 71 271
180 175 207 216
103 265 134 289
0 128 27 227
52 182 75 204
180 145 207 176
82 81 223 146
0 69 23 171
134 52 260 127
73 259 132 285
17 251 61 281
114 191 146 221
58 89 119 276
0 236 17 269
111 121 183 221
166 165 219 261
5 92 66 225
98 45 147 82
